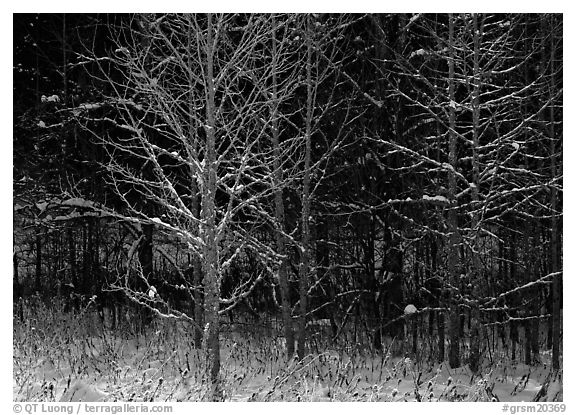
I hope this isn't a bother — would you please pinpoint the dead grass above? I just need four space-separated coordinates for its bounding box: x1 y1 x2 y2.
13 301 562 402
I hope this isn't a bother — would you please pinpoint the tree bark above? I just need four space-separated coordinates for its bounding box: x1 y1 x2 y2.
510 235 518 361
138 223 154 328
468 13 482 375
187 14 204 349
447 13 461 369
201 13 222 399
83 220 93 295
548 15 561 372
35 229 42 292
297 15 313 360
271 14 294 358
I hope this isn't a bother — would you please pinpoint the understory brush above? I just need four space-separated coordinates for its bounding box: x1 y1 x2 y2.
13 303 562 402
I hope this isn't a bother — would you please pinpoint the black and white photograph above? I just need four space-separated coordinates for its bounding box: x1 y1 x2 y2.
12 10 564 405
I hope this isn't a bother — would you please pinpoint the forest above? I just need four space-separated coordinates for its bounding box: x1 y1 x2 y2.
13 13 562 402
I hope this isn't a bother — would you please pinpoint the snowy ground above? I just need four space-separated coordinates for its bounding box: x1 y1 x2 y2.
13 307 562 402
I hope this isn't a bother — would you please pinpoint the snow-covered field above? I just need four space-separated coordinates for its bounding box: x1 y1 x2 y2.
13 305 562 402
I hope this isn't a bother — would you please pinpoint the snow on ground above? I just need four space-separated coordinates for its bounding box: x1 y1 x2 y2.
13 310 562 402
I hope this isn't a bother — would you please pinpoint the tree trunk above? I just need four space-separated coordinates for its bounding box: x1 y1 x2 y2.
468 13 482 375
187 14 204 349
139 224 154 282
447 13 461 369
82 220 93 296
368 216 382 350
523 318 532 365
531 317 540 364
68 228 77 288
13 250 19 295
316 220 337 338
35 229 42 292
138 223 154 328
510 235 518 361
201 13 222 399
429 236 444 362
297 15 313 360
438 309 445 363
523 229 536 366
271 14 294 358
548 15 561 372
193 256 204 349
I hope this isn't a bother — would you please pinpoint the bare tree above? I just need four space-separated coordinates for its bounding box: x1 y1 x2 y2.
545 14 562 372
348 13 561 367
296 14 314 360
269 14 296 358
444 13 461 369
77 13 314 398
286 14 357 359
